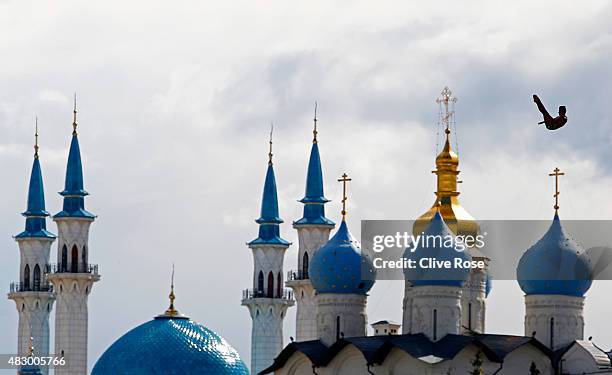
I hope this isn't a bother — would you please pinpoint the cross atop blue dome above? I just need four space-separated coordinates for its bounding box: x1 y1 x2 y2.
249 129 289 247
54 101 95 219
16 125 55 239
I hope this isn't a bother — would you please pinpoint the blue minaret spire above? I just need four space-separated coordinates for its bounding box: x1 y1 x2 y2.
16 119 55 239
294 103 334 226
249 125 289 246
54 95 95 219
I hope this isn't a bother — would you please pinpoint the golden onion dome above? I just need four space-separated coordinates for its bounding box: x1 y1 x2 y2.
413 127 478 237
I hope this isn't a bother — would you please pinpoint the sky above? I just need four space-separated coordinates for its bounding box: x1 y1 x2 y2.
0 0 612 372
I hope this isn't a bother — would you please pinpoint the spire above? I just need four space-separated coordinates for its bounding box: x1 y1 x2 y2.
72 93 78 136
157 264 187 320
294 105 334 227
338 173 352 221
268 123 273 165
55 97 95 219
549 167 565 216
313 101 318 144
34 117 39 159
165 263 178 316
249 131 289 246
16 120 55 239
413 87 477 237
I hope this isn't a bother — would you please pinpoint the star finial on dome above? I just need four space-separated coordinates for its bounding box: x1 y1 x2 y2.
337 173 352 221
548 167 565 215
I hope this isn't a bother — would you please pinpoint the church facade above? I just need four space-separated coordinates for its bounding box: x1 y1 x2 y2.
246 88 612 375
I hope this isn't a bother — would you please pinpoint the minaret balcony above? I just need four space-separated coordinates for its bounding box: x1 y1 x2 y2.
9 281 53 293
287 270 309 281
48 263 99 275
242 288 294 301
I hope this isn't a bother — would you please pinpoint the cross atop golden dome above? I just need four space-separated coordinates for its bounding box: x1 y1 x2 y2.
413 87 478 237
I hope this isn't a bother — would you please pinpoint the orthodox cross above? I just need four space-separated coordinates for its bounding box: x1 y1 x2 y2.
549 167 565 214
338 173 352 220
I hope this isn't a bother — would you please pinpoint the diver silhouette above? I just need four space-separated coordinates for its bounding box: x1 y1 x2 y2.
533 94 567 130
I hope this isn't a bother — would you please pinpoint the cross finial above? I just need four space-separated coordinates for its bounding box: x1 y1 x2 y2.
165 263 178 317
34 117 39 159
313 101 318 144
548 167 565 215
72 92 78 135
268 123 274 165
436 86 457 133
337 173 352 220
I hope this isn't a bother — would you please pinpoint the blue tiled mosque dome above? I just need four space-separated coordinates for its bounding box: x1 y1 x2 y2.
92 314 249 375
517 214 592 297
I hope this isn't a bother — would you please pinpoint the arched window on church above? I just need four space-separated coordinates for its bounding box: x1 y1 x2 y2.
468 303 472 331
336 316 341 341
433 309 438 341
257 271 264 296
33 264 41 291
71 245 79 273
267 272 274 298
23 264 30 291
61 245 68 272
302 252 309 279
550 317 555 349
277 272 282 298
82 245 88 271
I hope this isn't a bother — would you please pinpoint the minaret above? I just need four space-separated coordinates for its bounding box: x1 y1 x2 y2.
287 104 335 342
8 120 56 375
407 87 487 335
309 174 375 346
242 127 294 375
517 168 592 350
47 97 100 375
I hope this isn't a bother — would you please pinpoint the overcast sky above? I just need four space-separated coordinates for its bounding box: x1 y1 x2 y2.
1 0 611 372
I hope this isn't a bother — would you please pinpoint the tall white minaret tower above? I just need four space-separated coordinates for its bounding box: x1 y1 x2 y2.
8 121 56 375
517 168 592 350
287 105 335 342
242 128 294 375
47 98 100 375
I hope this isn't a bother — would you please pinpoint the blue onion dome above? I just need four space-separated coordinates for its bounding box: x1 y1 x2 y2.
92 306 249 375
517 214 592 297
404 211 471 287
310 220 376 294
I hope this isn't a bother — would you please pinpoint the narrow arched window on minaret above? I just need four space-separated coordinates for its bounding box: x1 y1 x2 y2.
33 265 41 291
24 265 31 290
